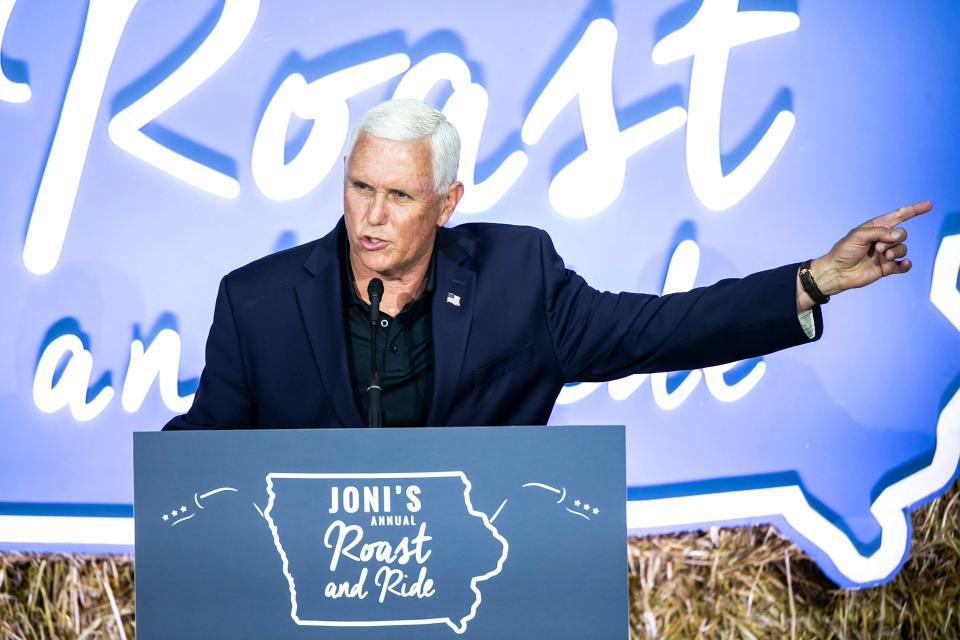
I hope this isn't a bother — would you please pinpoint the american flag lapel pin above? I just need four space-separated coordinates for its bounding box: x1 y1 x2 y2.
446 292 461 307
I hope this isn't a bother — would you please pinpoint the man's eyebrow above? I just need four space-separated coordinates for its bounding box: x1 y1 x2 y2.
347 180 419 198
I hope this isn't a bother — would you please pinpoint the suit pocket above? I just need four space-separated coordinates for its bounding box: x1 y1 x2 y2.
474 341 534 388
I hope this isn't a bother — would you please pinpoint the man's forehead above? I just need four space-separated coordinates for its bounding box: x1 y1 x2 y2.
347 133 433 166
347 133 433 183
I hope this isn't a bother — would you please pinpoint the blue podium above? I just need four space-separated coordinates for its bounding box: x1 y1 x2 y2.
134 426 626 639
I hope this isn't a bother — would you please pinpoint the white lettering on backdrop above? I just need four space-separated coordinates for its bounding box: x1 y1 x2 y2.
21 0 799 418
33 334 115 422
651 0 799 211
252 53 412 201
108 0 260 199
20 0 798 273
121 328 195 413
520 19 687 219
33 326 194 420
0 0 31 103
21 0 138 275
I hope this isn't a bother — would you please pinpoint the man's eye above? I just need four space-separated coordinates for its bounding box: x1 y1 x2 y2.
353 182 372 191
392 191 410 200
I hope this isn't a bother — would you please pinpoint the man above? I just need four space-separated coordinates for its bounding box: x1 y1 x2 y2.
163 99 931 431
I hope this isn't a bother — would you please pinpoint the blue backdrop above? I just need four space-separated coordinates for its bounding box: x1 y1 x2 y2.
1 0 958 588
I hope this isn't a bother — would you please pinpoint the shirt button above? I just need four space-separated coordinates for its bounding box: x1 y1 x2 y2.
390 344 398 353
380 319 389 328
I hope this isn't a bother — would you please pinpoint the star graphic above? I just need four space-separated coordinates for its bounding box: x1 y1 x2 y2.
170 510 178 517
574 499 581 507
162 514 169 521
180 506 187 513
583 503 591 511
592 507 599 515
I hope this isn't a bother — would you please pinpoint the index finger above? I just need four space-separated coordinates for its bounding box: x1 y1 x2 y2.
870 200 933 227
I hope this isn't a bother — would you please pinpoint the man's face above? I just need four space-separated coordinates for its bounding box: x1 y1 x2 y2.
343 133 460 280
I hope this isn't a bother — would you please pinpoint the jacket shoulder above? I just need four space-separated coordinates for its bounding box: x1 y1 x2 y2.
446 221 545 242
443 222 548 259
223 239 322 297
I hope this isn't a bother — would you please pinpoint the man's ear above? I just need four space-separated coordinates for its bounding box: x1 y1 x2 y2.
438 181 465 227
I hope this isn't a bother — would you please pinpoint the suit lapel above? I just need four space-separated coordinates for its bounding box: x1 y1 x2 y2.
295 221 364 427
427 228 476 426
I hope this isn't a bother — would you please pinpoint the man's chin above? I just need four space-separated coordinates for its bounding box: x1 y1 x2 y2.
358 257 399 279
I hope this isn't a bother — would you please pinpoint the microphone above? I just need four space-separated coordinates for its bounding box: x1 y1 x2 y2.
367 278 383 324
366 278 384 427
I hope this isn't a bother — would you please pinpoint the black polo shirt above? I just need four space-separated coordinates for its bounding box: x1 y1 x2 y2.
341 237 435 427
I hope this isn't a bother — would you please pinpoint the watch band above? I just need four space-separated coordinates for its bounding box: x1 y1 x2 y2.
799 259 830 305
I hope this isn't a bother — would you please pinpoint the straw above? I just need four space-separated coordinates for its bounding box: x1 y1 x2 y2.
2 481 957 638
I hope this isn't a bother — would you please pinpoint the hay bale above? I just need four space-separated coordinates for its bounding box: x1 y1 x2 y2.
2 482 957 638
627 484 960 639
0 553 134 639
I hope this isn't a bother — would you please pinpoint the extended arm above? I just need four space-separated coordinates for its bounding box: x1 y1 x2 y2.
540 231 818 383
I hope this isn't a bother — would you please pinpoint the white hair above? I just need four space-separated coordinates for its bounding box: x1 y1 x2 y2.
347 99 461 194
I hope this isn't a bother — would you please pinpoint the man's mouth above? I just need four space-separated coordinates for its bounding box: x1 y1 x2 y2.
360 235 389 250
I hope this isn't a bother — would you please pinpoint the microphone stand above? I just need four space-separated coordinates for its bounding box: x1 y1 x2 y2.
366 278 384 427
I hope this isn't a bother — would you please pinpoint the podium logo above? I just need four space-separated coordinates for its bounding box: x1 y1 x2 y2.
263 472 508 634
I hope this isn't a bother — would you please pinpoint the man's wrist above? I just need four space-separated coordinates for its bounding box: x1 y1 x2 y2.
796 257 841 312
808 256 842 297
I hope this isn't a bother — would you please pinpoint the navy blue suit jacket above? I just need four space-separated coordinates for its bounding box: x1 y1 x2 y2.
163 220 820 430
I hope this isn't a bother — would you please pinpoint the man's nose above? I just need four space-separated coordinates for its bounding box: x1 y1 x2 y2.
367 191 388 225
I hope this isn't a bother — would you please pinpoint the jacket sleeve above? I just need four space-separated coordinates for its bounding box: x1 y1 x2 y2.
539 230 822 383
162 276 255 430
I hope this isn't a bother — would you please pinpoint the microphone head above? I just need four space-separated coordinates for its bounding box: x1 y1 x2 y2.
367 277 384 300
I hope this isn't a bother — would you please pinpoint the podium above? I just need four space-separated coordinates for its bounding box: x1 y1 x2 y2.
134 425 626 639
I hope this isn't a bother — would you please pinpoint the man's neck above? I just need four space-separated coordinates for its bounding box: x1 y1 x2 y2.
349 253 432 318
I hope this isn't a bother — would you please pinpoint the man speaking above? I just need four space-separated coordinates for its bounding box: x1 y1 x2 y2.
164 99 930 431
